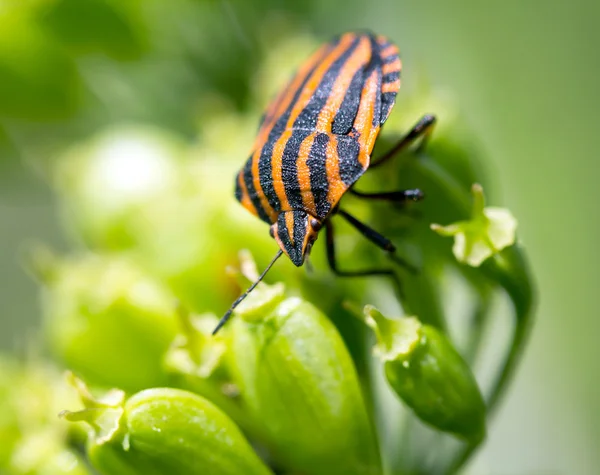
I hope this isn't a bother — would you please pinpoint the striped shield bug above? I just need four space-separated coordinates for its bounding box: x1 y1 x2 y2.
214 31 436 334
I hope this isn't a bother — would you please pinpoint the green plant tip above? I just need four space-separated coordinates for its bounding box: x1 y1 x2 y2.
364 305 422 362
431 183 517 266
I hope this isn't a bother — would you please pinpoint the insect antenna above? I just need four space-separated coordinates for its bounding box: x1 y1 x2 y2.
212 249 284 335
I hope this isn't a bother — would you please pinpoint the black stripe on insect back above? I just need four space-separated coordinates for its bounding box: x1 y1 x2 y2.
307 132 331 219
279 37 361 210
281 128 314 209
257 39 341 212
337 135 363 186
257 143 279 213
292 36 361 130
367 36 383 128
382 71 400 83
331 67 364 135
380 92 396 125
292 211 307 257
234 178 243 202
377 39 399 125
276 213 297 263
242 158 271 223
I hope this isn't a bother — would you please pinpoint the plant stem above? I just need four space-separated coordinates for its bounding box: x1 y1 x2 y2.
447 245 535 473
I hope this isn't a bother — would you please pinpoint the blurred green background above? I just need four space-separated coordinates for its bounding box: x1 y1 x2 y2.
0 1 598 474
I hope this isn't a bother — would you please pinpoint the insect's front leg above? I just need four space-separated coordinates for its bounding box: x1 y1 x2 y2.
369 114 437 169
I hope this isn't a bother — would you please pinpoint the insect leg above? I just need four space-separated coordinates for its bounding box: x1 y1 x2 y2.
325 218 405 282
325 219 406 299
369 114 436 169
336 209 417 273
349 188 424 203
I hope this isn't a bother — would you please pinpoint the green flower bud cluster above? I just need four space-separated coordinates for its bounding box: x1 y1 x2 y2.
5 30 534 475
57 271 385 475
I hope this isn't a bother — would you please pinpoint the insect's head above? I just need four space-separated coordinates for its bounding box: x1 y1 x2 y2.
270 211 322 267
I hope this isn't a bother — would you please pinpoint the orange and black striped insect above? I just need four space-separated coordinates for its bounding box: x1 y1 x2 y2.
213 31 436 334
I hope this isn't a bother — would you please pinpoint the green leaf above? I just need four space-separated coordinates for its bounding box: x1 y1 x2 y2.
0 9 80 120
37 0 148 60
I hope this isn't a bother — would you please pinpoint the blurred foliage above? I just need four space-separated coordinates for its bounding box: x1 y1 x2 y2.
1 0 596 474
0 358 89 474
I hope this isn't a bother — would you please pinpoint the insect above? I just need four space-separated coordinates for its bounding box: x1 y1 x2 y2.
213 31 436 334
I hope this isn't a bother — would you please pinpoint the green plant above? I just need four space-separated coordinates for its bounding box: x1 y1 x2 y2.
4 27 534 475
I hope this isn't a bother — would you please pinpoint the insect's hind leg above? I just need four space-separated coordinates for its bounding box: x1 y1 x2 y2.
349 188 424 204
369 114 436 169
348 188 424 218
325 218 404 285
336 209 417 274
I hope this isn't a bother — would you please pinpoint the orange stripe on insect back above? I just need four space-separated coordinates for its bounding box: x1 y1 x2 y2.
380 44 398 58
353 70 380 159
316 36 371 132
271 35 356 210
250 42 331 219
285 211 295 244
237 172 258 216
382 57 402 75
285 34 357 127
270 129 293 211
296 133 317 215
325 135 345 205
252 42 331 151
250 148 278 222
382 79 401 94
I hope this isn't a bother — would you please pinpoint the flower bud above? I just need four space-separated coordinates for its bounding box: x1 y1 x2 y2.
365 306 486 442
37 252 178 392
431 183 517 267
162 309 254 432
164 310 229 385
228 279 382 475
61 374 273 475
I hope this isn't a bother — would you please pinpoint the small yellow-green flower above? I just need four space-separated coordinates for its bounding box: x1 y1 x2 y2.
431 183 517 266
